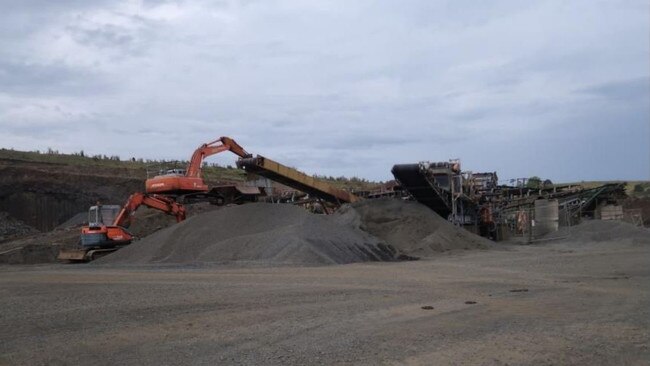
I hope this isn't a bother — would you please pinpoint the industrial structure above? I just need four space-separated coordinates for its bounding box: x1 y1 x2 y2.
391 159 628 241
58 135 634 262
59 136 362 261
237 156 360 205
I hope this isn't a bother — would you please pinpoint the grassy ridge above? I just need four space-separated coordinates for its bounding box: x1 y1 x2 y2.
0 148 247 182
0 148 379 191
561 180 650 198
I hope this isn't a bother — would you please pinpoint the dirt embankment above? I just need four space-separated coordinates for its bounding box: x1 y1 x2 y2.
0 156 240 233
0 158 145 231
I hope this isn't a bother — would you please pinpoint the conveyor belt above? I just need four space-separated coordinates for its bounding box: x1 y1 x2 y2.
391 164 452 217
237 156 359 204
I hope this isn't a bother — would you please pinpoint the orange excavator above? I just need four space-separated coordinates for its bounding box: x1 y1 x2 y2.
145 136 253 204
57 192 186 262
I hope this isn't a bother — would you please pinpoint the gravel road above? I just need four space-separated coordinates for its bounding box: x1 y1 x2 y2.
1 238 648 365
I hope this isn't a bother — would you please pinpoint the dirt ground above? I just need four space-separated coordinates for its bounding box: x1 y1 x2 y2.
1 239 648 365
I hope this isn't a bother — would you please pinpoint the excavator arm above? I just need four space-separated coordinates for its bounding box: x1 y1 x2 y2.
114 192 186 228
186 136 252 178
61 193 186 262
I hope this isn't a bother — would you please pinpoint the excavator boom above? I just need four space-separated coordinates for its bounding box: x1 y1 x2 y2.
186 136 252 178
146 136 252 198
114 192 186 228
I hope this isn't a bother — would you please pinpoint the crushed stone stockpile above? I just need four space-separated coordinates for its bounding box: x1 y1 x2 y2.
97 203 395 266
554 219 650 244
338 198 493 258
55 212 88 230
126 207 182 238
99 199 492 266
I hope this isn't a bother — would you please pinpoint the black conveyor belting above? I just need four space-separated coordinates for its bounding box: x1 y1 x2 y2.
391 164 452 217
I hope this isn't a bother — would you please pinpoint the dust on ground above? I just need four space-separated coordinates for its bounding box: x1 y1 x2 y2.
1 222 648 365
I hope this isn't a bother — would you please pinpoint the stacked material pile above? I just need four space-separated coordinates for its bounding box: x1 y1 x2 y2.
339 198 493 258
99 199 492 266
98 203 395 266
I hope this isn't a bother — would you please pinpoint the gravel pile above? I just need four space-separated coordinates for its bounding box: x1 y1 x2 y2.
552 219 650 244
55 212 87 229
97 203 395 266
338 198 492 258
99 199 493 266
0 212 39 240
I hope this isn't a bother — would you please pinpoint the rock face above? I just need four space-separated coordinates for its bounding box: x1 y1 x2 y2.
0 156 231 232
0 159 145 231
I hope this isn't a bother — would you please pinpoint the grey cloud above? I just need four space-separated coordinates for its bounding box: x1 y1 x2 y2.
67 24 136 49
312 134 422 151
2 120 84 138
450 107 492 122
577 77 650 100
0 0 114 36
0 60 111 96
0 0 648 182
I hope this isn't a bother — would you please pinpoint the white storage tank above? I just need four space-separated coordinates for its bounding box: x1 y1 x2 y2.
533 199 559 237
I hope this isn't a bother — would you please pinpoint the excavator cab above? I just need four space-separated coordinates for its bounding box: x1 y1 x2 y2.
157 168 186 177
81 204 131 248
88 205 120 228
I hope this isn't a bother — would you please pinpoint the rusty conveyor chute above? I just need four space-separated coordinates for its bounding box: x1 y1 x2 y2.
237 156 360 204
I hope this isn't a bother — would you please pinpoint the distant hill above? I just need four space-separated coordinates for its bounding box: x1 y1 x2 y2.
561 181 650 198
0 148 381 231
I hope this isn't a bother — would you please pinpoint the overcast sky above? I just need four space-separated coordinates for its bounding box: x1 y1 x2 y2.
1 0 648 182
